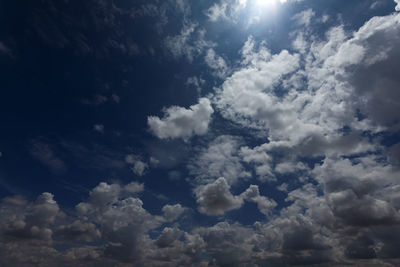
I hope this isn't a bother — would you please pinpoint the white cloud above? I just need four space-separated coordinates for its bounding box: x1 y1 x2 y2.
293 9 315 27
148 98 214 141
395 0 400 11
215 39 301 134
205 0 248 23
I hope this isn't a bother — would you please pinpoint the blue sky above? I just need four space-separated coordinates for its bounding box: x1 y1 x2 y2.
1 0 400 266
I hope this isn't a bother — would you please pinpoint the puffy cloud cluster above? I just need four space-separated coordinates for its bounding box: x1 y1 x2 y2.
213 11 400 182
148 97 214 141
0 181 192 266
194 177 276 216
2 166 400 266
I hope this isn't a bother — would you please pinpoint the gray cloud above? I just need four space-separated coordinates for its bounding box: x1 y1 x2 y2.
194 177 244 215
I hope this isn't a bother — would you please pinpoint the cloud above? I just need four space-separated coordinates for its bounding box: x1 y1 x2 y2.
189 136 251 186
1 172 400 265
164 21 214 62
194 177 244 215
148 98 214 141
215 37 301 133
0 193 60 242
0 41 12 56
205 0 247 23
123 181 145 194
125 154 148 176
186 76 205 94
30 141 67 175
75 182 164 264
155 227 182 248
395 0 400 11
93 124 104 133
56 221 101 242
162 204 186 222
3 3 400 267
293 8 315 27
204 48 230 78
241 185 277 215
194 177 276 216
111 94 120 103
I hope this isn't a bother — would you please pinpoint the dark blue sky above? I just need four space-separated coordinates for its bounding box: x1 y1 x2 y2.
1 0 400 266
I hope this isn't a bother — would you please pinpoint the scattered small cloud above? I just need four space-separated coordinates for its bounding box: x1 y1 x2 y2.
30 141 67 175
93 124 104 133
125 154 149 176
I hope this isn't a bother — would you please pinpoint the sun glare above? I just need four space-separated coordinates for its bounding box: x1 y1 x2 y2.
256 0 276 6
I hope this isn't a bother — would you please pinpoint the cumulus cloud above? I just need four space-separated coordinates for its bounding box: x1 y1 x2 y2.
194 177 244 215
123 181 145 194
148 98 214 141
194 177 276 216
162 204 186 221
215 37 301 134
1 171 400 265
0 193 60 242
241 185 277 215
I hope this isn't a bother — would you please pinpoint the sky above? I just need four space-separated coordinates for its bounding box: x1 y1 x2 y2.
0 0 400 266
